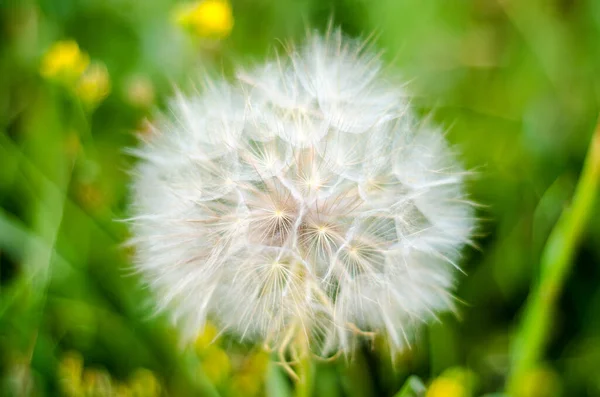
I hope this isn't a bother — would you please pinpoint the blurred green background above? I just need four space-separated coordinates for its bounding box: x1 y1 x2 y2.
1 0 600 396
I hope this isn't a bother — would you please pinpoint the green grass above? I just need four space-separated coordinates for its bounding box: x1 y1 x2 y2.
1 0 600 396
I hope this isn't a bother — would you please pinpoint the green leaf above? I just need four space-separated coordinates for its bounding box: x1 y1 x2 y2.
393 376 426 397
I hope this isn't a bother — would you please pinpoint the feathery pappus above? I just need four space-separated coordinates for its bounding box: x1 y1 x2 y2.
128 29 476 364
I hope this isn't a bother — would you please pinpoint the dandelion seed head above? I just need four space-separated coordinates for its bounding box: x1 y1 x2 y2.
129 30 476 355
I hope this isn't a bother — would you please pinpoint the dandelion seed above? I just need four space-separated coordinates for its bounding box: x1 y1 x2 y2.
129 30 476 358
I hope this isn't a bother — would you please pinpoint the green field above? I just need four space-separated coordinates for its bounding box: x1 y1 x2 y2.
1 0 600 396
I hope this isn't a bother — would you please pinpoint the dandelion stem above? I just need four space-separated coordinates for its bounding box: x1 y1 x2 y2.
295 333 313 397
507 117 600 393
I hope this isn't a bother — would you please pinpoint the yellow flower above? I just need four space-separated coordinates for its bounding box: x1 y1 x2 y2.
76 63 111 108
229 351 269 396
231 373 262 397
246 350 269 375
175 0 234 38
129 369 161 397
40 40 89 83
114 383 133 397
82 368 113 397
201 346 231 384
426 377 465 397
57 351 84 397
194 321 219 352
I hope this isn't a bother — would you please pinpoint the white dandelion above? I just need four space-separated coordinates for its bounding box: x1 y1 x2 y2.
128 30 475 362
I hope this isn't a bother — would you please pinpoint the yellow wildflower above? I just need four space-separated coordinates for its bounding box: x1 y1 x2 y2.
246 350 269 375
76 63 111 108
202 346 231 384
229 350 269 396
175 0 233 38
195 321 219 352
82 368 113 397
40 40 89 83
129 368 161 397
231 373 262 397
426 377 466 397
114 383 133 397
57 351 84 397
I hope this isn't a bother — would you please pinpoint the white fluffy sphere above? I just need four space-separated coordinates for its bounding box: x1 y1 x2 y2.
129 31 475 355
